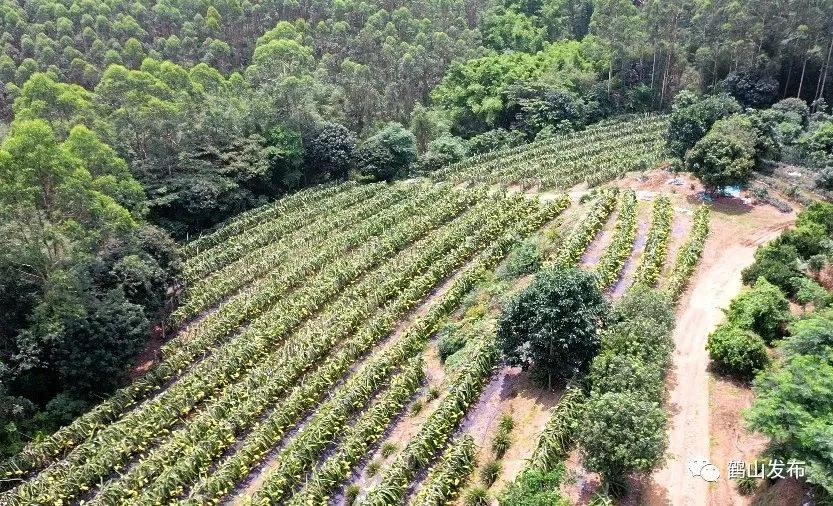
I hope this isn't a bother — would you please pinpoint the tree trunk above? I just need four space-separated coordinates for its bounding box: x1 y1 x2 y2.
784 57 793 98
798 51 809 99
650 47 657 90
608 58 613 94
816 35 833 107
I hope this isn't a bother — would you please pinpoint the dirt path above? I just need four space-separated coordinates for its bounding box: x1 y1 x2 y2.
644 200 793 506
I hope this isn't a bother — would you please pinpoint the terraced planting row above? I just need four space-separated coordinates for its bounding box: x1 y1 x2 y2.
372 194 711 503
0 184 568 505
1 179 712 506
434 115 668 189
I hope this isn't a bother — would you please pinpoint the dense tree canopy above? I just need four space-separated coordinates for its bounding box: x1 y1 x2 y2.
497 266 610 387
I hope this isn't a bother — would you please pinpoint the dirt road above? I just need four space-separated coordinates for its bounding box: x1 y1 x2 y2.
645 200 793 506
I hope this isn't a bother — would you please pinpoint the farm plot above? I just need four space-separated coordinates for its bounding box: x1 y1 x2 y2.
0 176 711 506
334 190 710 505
0 182 568 506
433 115 669 190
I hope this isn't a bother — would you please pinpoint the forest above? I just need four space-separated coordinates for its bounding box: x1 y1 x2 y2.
0 0 832 482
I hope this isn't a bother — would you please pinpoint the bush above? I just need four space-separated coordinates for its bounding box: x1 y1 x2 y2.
815 167 833 191
706 324 770 379
685 114 757 191
742 243 802 295
798 121 833 166
492 430 511 458
776 222 830 258
499 466 571 506
438 328 466 363
725 70 779 108
792 277 831 309
504 241 542 278
726 277 790 344
366 460 381 477
600 317 675 371
497 267 610 388
463 485 490 506
612 285 675 334
588 352 664 402
579 391 668 496
667 91 741 158
747 322 833 495
481 459 502 486
345 484 360 505
381 441 398 458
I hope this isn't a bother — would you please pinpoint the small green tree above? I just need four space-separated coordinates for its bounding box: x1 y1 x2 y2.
741 243 802 295
747 312 833 494
497 267 610 388
685 115 757 191
726 277 790 344
354 122 417 182
579 391 667 495
706 324 770 379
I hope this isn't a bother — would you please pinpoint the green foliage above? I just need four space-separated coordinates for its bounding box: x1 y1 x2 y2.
464 486 491 506
366 460 381 477
726 277 790 344
504 241 543 278
481 459 503 486
499 465 571 506
467 128 527 155
797 201 833 235
482 6 546 53
793 277 832 309
667 91 742 158
579 285 675 493
381 441 398 459
438 326 467 363
417 134 469 174
798 121 833 167
742 243 802 295
304 122 356 181
355 123 418 182
747 310 833 494
579 391 667 493
497 266 610 386
706 324 770 379
589 351 664 401
431 40 601 134
725 70 779 108
686 114 758 190
345 484 361 506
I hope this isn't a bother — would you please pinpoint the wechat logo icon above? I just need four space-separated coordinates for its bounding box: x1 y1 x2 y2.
687 455 720 482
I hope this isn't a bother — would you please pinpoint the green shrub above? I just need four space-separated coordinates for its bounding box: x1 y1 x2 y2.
427 385 440 400
345 484 360 505
742 243 802 295
792 277 831 309
588 351 664 402
381 441 398 458
497 267 610 388
726 277 790 344
438 329 466 363
481 459 502 487
736 473 759 495
366 460 381 477
499 465 571 505
706 324 769 379
463 485 490 506
504 241 542 277
579 391 667 496
491 430 511 459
